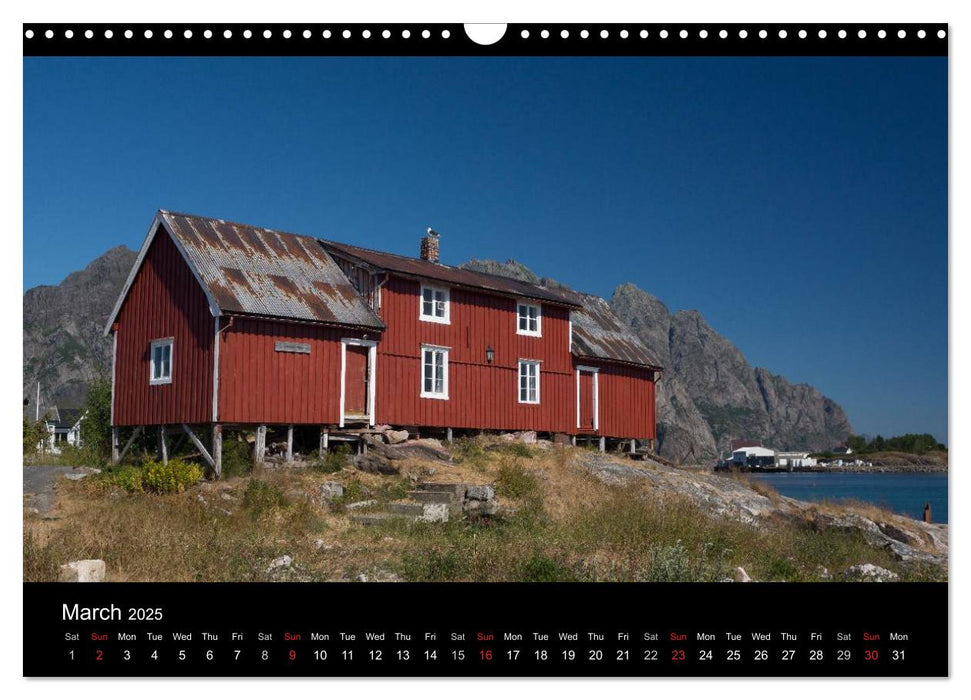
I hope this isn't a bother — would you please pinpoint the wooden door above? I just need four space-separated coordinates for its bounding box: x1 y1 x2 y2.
579 370 595 430
345 345 369 415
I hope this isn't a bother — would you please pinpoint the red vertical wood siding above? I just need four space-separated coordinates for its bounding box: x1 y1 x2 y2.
112 230 214 426
344 345 369 414
375 276 574 432
593 363 657 439
217 317 367 425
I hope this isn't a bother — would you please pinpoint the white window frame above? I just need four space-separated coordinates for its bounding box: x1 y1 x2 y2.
419 284 451 324
149 338 174 386
420 344 450 400
518 359 541 404
516 300 542 337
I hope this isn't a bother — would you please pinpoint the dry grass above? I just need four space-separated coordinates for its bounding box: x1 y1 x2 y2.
24 443 946 584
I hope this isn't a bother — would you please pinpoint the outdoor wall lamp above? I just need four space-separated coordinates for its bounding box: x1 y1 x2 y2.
486 345 494 364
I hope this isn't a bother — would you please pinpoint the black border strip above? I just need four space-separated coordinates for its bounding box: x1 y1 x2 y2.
24 23 948 57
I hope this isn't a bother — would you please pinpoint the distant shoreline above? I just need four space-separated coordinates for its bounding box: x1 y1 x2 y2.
713 463 947 475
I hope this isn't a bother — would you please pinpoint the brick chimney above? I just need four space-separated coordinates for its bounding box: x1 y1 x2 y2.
420 227 440 263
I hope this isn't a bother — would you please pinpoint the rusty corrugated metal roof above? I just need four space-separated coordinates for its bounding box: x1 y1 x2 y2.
571 293 661 369
160 211 385 329
320 240 582 308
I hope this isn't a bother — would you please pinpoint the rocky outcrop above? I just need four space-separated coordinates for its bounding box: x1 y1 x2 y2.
577 452 948 569
23 245 137 415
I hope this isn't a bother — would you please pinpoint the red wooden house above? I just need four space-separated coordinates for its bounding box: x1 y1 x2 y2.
106 211 661 474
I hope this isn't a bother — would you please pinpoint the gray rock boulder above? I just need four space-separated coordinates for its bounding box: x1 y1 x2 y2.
59 559 106 582
841 563 899 582
386 430 410 445
319 481 344 501
466 484 495 501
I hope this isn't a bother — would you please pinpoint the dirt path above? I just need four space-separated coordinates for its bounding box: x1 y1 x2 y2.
23 465 93 514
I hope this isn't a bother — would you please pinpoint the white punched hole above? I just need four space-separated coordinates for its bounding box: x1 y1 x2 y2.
382 29 390 39
144 29 153 39
85 29 94 39
223 29 232 39
323 29 332 39
719 29 727 39
739 29 748 39
344 29 353 39
362 29 371 39
164 29 173 39
25 29 34 39
818 29 827 39
659 29 668 39
898 29 906 39
541 29 550 39
878 29 886 39
184 29 193 39
581 29 589 39
620 29 629 39
264 29 273 39
421 29 430 39
441 29 450 39
463 24 506 45
204 29 213 39
918 29 926 39
243 29 252 39
778 29 787 39
561 29 569 39
283 29 291 39
938 29 946 39
600 29 608 39
125 29 133 39
45 29 54 38
521 30 529 39
858 29 867 38
679 29 688 39
759 29 767 39
640 29 648 39
698 29 707 39
303 29 311 39
401 29 410 39
65 29 73 39
105 29 113 39
798 29 807 39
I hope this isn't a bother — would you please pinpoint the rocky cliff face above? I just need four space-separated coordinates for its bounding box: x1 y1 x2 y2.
23 245 137 416
461 262 853 461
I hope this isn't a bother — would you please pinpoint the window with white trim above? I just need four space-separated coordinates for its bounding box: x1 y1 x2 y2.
518 360 541 404
421 345 449 399
420 285 450 324
149 338 173 385
517 301 542 336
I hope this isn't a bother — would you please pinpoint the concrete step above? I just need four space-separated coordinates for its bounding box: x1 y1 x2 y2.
407 490 460 505
414 482 467 498
349 512 407 527
385 502 425 517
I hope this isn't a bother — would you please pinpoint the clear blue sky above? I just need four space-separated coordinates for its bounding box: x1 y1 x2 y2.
23 56 947 443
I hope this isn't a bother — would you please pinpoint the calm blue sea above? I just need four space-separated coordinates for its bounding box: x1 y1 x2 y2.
747 472 949 524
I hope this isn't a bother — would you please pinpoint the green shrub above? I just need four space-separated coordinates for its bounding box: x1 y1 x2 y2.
220 435 253 477
311 445 349 474
105 466 145 493
23 416 48 456
243 479 288 516
519 555 574 582
496 462 539 499
143 458 203 494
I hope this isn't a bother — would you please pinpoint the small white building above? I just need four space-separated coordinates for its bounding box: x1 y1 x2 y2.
40 408 85 454
732 446 775 466
775 451 818 468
